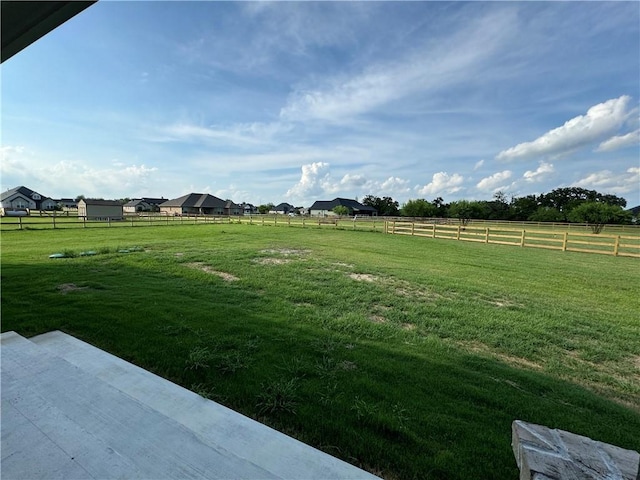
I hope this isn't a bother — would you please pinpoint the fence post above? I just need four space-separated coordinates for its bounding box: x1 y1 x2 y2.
485 227 489 244
562 232 568 252
288 216 291 227
613 235 620 256
53 211 56 229
131 216 134 227
83 216 86 228
432 223 436 238
456 225 461 240
19 216 23 230
302 217 305 228
392 220 396 234
411 222 415 236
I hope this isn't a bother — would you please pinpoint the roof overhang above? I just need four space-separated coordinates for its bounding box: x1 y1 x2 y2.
2 1 96 63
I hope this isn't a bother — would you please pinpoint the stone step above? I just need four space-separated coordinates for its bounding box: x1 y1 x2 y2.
27 330 380 479
2 331 279 480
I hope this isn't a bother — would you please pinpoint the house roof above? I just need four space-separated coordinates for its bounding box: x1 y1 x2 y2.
80 199 123 207
274 202 294 211
2 1 96 63
1 186 40 201
309 198 377 212
160 193 226 209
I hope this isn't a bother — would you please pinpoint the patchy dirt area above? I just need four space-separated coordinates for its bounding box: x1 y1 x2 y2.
57 283 89 294
349 273 378 282
260 248 310 256
185 263 239 281
457 340 543 370
332 262 354 269
368 315 387 324
254 258 292 265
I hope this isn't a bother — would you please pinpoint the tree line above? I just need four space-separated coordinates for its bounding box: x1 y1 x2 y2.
361 188 635 233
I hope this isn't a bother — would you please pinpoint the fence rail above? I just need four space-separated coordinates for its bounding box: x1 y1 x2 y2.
2 214 638 258
386 221 640 258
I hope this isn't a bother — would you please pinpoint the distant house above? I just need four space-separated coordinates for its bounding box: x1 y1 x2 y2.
225 200 243 216
272 202 295 214
241 203 258 215
1 186 56 211
123 198 165 214
78 199 124 220
159 193 227 216
58 198 78 210
309 198 377 217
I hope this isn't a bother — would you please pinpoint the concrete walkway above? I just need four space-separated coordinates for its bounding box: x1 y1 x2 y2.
1 331 380 480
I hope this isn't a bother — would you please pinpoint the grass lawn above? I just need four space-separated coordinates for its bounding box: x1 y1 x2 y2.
2 224 639 479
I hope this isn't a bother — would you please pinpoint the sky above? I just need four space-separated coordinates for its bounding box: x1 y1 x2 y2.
1 1 639 207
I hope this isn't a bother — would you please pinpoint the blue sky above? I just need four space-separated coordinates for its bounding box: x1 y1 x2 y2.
2 1 639 207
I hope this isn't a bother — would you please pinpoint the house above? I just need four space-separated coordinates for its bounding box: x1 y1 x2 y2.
123 198 165 214
58 198 78 209
224 200 243 216
309 198 378 217
159 193 227 216
272 202 295 214
78 199 124 220
1 186 56 211
241 203 258 215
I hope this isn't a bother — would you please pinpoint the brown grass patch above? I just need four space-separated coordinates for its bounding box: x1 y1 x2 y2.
254 258 291 265
185 263 239 281
369 315 387 324
457 340 542 370
401 323 416 331
349 273 378 282
260 248 310 256
338 360 357 371
57 283 89 294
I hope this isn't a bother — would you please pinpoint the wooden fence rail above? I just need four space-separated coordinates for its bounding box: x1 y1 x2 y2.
386 221 640 258
2 214 638 258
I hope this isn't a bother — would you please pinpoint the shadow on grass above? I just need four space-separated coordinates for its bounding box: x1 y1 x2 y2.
2 258 639 480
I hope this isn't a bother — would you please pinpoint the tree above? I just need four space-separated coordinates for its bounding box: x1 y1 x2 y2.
510 195 539 221
74 194 85 203
447 200 487 226
568 202 632 233
332 205 349 216
362 195 400 216
538 187 627 220
400 199 436 217
257 203 274 214
431 197 448 217
528 207 564 223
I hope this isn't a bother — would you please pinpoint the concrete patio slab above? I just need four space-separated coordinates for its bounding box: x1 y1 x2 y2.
2 331 380 480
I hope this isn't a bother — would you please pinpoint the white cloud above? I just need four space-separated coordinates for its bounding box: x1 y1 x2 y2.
523 161 555 183
572 167 640 195
0 145 158 198
416 172 464 196
214 184 252 202
340 173 369 187
285 162 332 201
280 9 516 122
596 129 640 152
154 121 291 147
474 159 485 171
496 96 633 161
476 170 513 191
380 176 411 194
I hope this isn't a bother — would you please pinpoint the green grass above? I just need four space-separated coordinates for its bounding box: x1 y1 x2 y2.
1 224 639 479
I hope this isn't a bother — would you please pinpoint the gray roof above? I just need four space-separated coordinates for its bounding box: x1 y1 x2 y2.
160 193 226 209
309 198 377 212
80 199 123 206
1 186 39 201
